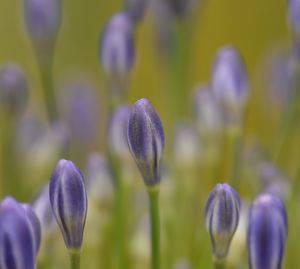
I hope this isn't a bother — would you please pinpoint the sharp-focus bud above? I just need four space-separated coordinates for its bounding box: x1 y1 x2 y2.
22 204 41 254
211 47 249 125
100 12 135 83
49 159 88 251
108 105 132 159
192 85 223 138
24 0 62 50
247 193 287 269
124 0 149 23
0 63 28 114
0 197 35 269
205 183 241 260
127 98 165 187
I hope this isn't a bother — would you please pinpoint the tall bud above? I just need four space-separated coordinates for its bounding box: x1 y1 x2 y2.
127 98 165 187
205 183 241 260
49 159 88 251
211 47 249 127
247 193 287 269
100 12 135 89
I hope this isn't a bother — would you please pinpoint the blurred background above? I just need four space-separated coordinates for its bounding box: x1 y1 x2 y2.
0 1 296 269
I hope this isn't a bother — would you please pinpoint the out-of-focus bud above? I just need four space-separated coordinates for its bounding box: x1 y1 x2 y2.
85 153 114 203
60 79 100 149
32 185 57 234
108 105 132 160
0 196 35 269
167 0 194 18
127 98 165 187
205 183 241 260
211 47 249 126
258 162 291 200
173 123 201 166
0 63 28 115
49 159 88 251
288 0 300 53
192 85 223 138
22 203 42 254
124 0 148 23
247 193 287 269
100 12 135 84
23 0 62 51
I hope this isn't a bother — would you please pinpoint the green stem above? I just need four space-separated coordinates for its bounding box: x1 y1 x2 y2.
148 189 160 269
69 252 81 269
213 259 225 269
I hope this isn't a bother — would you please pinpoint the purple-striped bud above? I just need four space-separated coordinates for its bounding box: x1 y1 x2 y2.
0 63 28 114
0 197 35 269
211 47 249 121
247 193 287 269
124 0 149 22
108 105 132 159
100 12 135 82
22 204 41 254
205 183 241 260
127 98 165 187
49 159 88 250
24 0 62 49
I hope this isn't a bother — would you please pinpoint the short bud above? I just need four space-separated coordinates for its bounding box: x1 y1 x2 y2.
127 98 165 187
205 183 241 260
49 159 88 250
0 197 35 269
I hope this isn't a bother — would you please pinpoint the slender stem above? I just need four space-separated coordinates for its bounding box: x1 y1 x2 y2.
229 129 242 191
213 259 225 269
148 189 160 269
69 252 81 269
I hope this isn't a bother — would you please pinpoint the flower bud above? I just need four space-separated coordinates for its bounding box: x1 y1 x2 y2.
108 105 132 160
127 98 165 187
288 0 300 51
0 63 28 114
124 0 149 23
211 47 249 124
100 12 135 82
49 159 88 251
192 85 223 138
247 193 287 269
205 183 241 260
0 197 35 269
22 204 41 254
24 0 62 50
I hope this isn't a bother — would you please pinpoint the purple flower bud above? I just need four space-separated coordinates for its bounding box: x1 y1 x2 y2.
0 63 28 114
0 197 35 269
247 193 287 269
167 0 194 18
32 185 57 234
22 204 41 254
49 159 88 250
85 154 114 203
124 0 149 22
205 183 241 260
288 0 300 49
127 98 165 187
100 12 135 82
24 0 62 48
192 85 223 138
108 105 132 159
211 47 249 120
